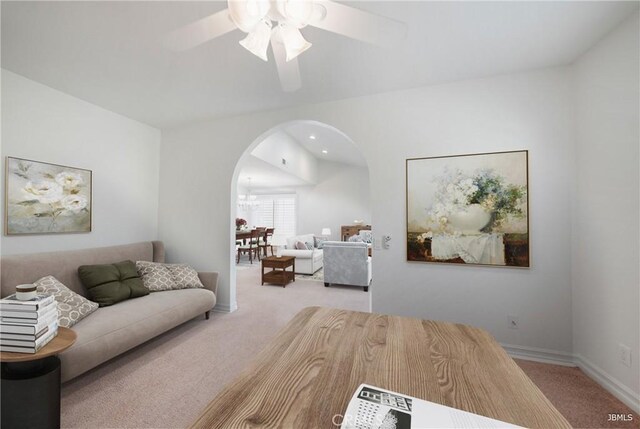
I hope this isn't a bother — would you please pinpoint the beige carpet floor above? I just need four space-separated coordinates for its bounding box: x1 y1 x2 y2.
515 359 638 429
61 265 637 428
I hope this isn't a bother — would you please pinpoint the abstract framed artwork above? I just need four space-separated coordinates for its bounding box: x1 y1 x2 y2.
5 157 92 235
406 150 529 267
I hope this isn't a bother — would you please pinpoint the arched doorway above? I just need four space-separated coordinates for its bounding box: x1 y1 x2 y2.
229 120 373 312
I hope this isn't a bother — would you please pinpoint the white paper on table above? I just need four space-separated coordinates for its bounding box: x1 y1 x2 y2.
340 384 523 429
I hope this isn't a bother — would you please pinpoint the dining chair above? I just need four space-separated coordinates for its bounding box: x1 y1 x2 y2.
237 229 261 264
252 227 266 245
258 227 275 257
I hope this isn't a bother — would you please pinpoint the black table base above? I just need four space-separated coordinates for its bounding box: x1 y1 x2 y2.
1 356 61 429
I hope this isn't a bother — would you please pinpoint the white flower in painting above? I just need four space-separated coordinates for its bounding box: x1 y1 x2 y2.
61 195 88 213
426 168 483 232
55 171 83 189
23 181 63 204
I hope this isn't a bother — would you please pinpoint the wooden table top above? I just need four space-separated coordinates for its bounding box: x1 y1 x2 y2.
1 327 76 363
261 255 295 262
236 230 252 239
191 307 571 429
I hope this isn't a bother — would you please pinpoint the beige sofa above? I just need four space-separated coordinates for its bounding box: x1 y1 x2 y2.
0 241 217 382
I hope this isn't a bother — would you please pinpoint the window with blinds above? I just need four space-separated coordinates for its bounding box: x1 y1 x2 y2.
254 194 296 237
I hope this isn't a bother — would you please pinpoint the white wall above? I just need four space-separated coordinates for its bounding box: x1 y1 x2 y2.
296 161 370 240
1 70 161 255
159 67 575 352
572 12 640 410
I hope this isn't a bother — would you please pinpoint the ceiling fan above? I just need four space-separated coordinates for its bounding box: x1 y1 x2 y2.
166 0 407 92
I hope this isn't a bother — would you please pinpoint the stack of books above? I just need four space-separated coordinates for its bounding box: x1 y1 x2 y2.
0 293 58 353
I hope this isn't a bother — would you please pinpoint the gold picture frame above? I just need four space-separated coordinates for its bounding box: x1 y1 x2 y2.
406 150 529 267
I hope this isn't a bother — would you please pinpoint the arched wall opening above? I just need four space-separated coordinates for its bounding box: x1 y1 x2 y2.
228 120 373 312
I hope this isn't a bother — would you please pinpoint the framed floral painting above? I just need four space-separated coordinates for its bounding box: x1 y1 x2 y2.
406 150 529 267
5 157 92 235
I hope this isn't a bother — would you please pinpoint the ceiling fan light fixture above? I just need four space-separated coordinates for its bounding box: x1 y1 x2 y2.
239 19 272 61
228 0 271 32
277 23 312 62
276 0 314 28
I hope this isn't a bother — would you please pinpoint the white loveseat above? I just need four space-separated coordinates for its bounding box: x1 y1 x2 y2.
280 233 323 275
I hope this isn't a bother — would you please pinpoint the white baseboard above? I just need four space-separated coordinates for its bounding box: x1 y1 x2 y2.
575 354 640 414
502 344 639 414
213 301 238 313
502 343 576 367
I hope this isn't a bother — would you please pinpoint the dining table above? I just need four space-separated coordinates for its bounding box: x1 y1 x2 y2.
235 229 253 245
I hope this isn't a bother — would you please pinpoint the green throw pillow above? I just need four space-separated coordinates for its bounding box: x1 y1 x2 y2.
78 260 149 307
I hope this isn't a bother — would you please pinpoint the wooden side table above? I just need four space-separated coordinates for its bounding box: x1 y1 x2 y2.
261 256 295 287
1 327 77 429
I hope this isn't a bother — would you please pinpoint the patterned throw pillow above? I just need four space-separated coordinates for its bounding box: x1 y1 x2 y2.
167 264 203 289
359 230 373 243
135 261 174 291
136 261 203 291
314 236 328 249
34 276 99 328
304 242 314 250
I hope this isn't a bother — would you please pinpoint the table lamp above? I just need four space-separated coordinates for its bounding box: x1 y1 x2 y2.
321 228 331 237
270 234 287 258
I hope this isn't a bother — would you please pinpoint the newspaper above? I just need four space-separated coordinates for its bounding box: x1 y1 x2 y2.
340 384 523 429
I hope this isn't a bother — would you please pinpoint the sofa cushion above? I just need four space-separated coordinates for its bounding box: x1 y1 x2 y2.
136 261 204 291
78 260 149 307
34 276 99 328
59 288 215 382
280 249 314 259
286 234 314 249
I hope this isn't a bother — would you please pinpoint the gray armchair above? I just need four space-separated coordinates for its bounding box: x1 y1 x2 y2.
322 241 372 292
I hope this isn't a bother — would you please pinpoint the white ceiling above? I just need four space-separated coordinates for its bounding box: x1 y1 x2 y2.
284 121 366 167
238 121 366 189
2 1 638 129
238 155 310 189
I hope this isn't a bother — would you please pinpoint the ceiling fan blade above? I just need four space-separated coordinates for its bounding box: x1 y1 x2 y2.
166 9 237 51
271 38 302 92
308 0 407 47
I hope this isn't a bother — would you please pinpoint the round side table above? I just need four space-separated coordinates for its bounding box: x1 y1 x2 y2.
1 327 76 429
